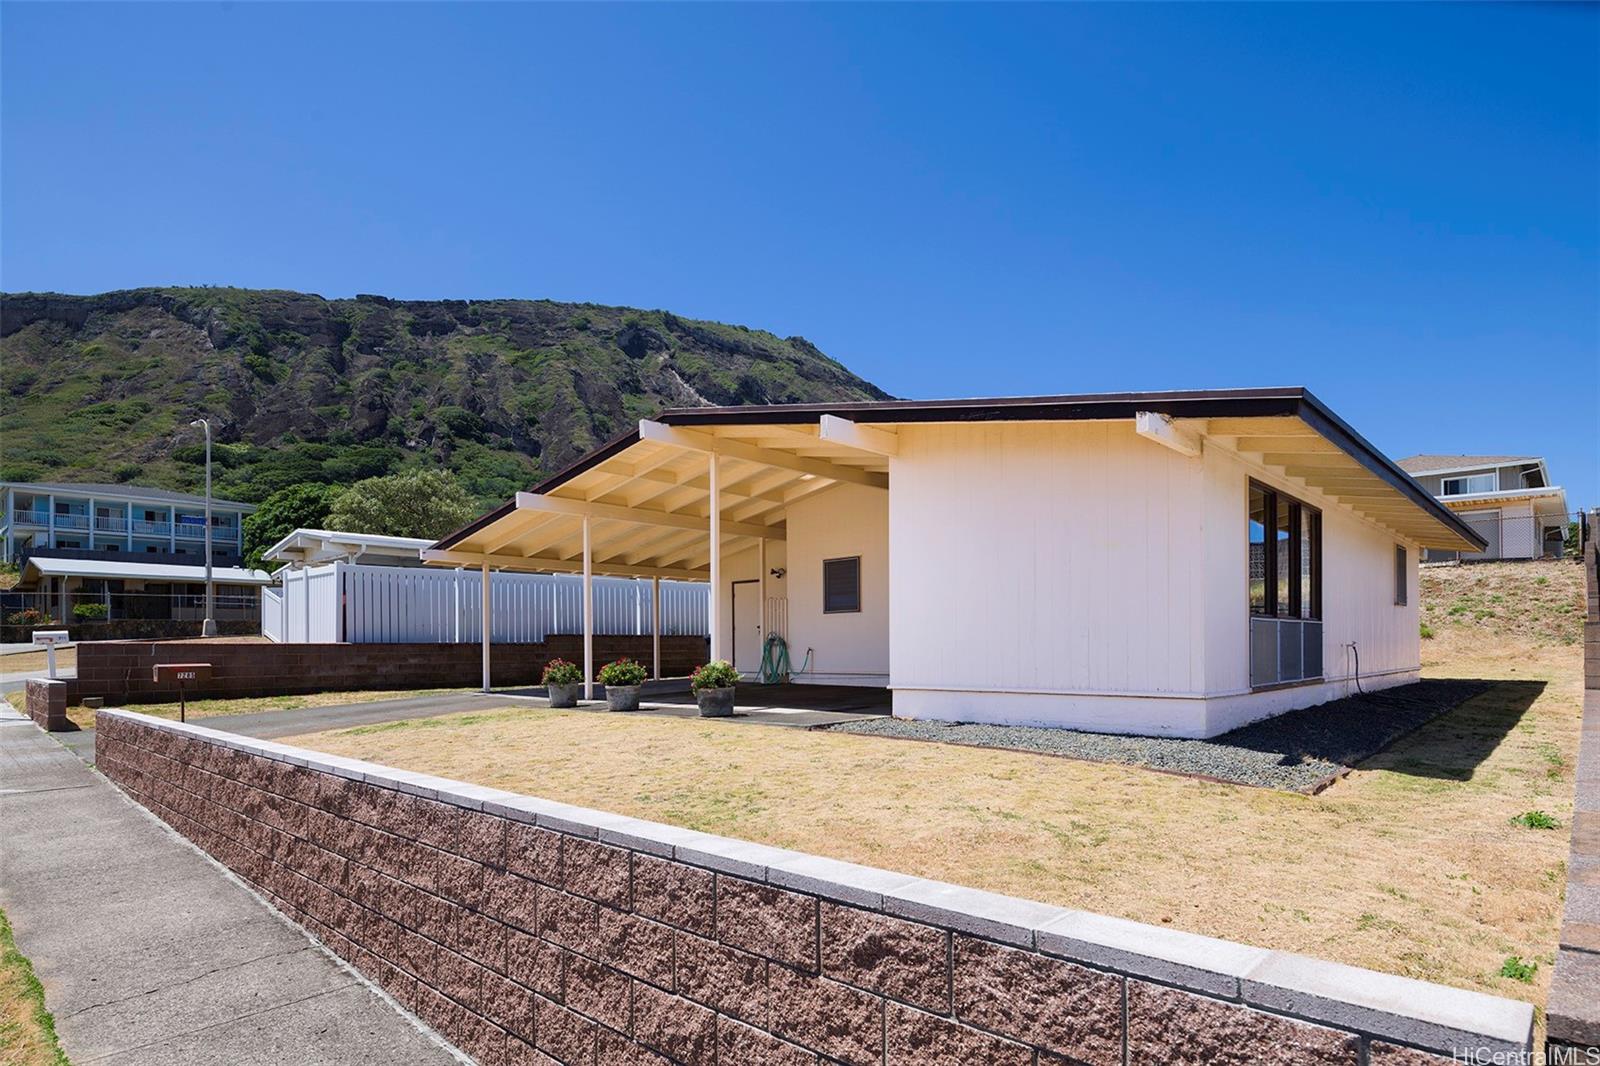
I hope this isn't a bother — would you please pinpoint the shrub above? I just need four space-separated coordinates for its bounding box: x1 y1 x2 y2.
597 659 647 687
691 660 740 691
4 608 55 627
542 658 582 685
1510 810 1559 830
72 602 109 621
1419 623 1434 640
1499 956 1537 983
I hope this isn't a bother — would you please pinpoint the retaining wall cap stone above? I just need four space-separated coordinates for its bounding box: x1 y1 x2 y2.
1241 951 1534 1054
1035 909 1268 999
766 853 921 910
881 878 1060 949
672 833 799 881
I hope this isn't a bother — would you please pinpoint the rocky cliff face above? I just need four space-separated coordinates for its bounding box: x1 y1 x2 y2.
0 287 889 503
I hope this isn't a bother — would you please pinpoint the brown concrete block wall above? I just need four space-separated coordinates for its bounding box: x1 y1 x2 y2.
59 635 707 705
24 678 68 730
97 712 1529 1066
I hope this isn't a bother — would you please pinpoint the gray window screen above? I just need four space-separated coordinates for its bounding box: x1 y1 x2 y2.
823 557 861 614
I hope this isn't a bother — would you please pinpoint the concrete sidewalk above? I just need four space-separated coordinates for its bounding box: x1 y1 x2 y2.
0 709 461 1066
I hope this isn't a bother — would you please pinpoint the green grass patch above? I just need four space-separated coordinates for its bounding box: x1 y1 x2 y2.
1498 955 1537 983
1509 810 1560 830
0 905 70 1066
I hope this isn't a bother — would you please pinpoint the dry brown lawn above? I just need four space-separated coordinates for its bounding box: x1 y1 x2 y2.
285 563 1585 1023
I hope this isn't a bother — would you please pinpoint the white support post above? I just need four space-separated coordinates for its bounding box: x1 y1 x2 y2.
757 538 766 679
651 575 661 681
480 562 491 692
126 499 134 551
168 505 176 552
582 516 594 699
708 454 723 663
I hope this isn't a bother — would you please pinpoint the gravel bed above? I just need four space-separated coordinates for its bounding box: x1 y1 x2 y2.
827 679 1493 792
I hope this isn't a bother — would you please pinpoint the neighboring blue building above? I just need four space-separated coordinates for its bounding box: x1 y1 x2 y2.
0 481 254 567
1 482 268 625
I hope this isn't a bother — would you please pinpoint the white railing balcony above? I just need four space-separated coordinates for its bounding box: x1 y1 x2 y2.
53 513 90 531
13 509 50 526
94 516 129 533
174 522 208 539
131 519 171 537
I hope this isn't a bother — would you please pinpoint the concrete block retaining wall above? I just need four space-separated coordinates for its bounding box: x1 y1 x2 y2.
95 709 1532 1065
24 678 68 730
53 635 708 708
1547 512 1600 1052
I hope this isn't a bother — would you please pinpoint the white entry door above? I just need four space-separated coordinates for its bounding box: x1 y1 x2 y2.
731 581 762 675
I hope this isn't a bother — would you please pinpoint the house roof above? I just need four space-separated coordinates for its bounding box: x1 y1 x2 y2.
18 555 275 586
424 387 1487 579
2 481 256 511
263 528 433 567
1395 455 1539 475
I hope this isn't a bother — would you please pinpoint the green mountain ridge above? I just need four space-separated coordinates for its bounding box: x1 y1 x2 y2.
0 287 891 505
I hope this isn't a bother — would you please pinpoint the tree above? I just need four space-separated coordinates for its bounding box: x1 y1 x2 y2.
326 469 478 540
241 483 344 569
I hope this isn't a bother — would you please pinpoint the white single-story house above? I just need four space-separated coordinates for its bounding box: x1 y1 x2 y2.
1395 455 1568 562
16 555 275 622
424 387 1485 738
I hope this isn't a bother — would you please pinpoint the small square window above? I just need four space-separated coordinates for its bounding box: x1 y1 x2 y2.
1394 546 1408 606
823 556 861 614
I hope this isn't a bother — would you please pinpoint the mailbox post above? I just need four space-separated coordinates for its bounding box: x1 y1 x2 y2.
153 662 212 722
32 630 69 679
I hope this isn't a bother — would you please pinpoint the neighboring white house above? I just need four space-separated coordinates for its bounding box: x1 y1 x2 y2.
1395 455 1569 562
260 527 708 648
424 387 1485 738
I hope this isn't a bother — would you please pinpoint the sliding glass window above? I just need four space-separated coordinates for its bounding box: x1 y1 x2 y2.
1248 481 1323 687
1248 481 1320 620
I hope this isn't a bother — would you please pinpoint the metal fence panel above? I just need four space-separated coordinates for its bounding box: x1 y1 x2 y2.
262 562 710 644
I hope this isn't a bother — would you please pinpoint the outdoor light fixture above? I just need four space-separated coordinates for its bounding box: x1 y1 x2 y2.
770 567 786 579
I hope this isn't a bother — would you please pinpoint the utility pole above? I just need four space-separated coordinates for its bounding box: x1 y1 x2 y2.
190 418 217 637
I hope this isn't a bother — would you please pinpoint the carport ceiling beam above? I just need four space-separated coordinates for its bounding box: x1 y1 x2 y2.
639 420 889 489
420 548 706 582
514 491 785 541
819 414 899 457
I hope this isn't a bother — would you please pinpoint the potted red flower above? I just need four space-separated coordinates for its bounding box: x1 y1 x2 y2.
542 658 582 708
691 660 738 717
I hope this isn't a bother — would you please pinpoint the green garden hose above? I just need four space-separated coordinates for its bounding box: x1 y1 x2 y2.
759 633 811 683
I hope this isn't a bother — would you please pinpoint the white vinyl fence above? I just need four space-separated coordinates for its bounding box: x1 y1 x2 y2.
263 562 709 644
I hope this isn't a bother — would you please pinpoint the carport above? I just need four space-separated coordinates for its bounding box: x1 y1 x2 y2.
423 414 893 698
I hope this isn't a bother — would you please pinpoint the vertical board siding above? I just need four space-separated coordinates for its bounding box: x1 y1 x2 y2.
889 421 1206 697
263 563 708 644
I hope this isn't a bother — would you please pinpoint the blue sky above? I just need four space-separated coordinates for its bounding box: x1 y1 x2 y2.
3 3 1596 505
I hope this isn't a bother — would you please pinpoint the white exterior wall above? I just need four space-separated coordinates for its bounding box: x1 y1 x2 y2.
782 483 890 686
1200 444 1420 735
886 421 1421 738
888 421 1209 733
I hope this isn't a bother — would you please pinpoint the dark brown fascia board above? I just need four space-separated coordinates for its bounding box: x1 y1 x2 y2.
432 386 1486 553
653 386 1307 427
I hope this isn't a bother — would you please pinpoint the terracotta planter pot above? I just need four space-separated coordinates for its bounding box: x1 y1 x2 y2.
606 685 642 712
546 682 579 708
695 686 735 717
